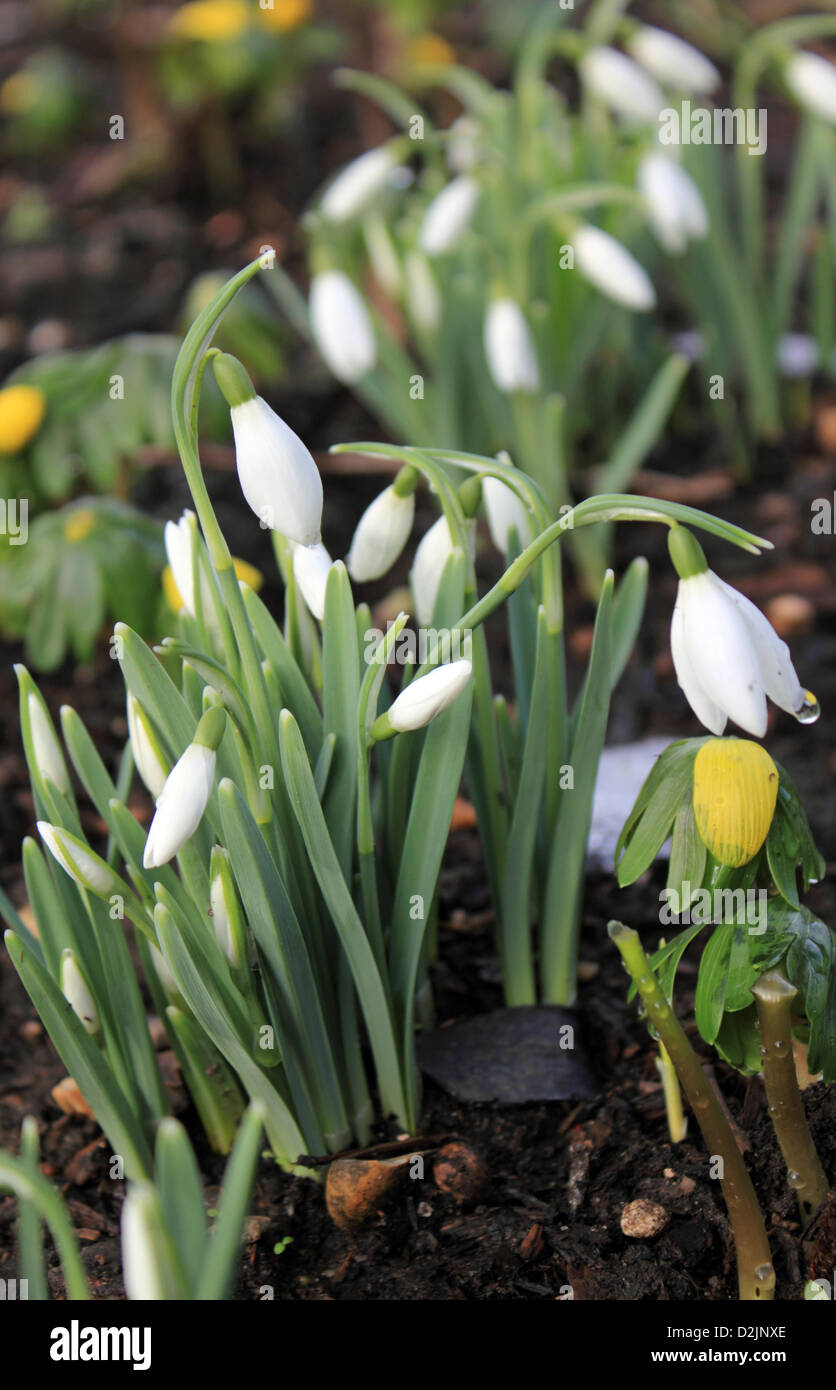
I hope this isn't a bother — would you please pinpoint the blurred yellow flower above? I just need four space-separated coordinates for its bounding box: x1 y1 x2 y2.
168 1 250 43
63 509 96 544
257 0 311 32
693 737 779 868
0 384 46 454
408 33 456 68
163 556 263 610
0 72 37 115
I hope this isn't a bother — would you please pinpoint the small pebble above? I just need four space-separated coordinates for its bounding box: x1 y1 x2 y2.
679 1176 696 1196
620 1199 668 1239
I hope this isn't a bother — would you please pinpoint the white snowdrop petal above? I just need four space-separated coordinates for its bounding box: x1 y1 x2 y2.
143 743 216 869
628 26 720 95
638 154 708 255
670 596 727 735
679 573 767 737
347 487 415 582
309 270 377 384
320 145 398 223
573 225 656 311
786 51 836 126
230 398 323 545
579 46 664 124
482 476 533 553
714 577 807 718
418 176 480 256
484 298 540 393
28 695 70 795
388 659 473 732
293 541 333 621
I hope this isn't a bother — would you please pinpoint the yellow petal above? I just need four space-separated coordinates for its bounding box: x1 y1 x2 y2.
162 565 185 612
168 1 250 42
63 508 96 544
693 738 779 868
0 384 46 454
257 0 311 32
232 556 263 592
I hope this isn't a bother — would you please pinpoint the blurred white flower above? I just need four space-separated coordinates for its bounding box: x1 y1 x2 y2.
484 298 540 393
579 46 664 124
347 486 415 583
293 541 334 620
446 114 480 173
405 250 442 334
627 26 720 95
786 51 836 125
310 270 377 383
320 145 399 222
386 659 473 732
229 400 323 545
121 1186 166 1301
637 154 709 254
419 176 480 256
572 225 656 310
776 332 820 379
482 476 533 553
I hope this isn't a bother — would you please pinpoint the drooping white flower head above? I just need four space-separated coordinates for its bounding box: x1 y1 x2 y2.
410 514 456 625
292 541 334 620
482 475 533 553
26 691 70 795
637 154 709 255
627 26 720 95
309 270 377 384
579 46 664 124
785 51 836 126
668 527 818 737
127 694 169 799
776 332 821 379
121 1185 166 1301
60 949 99 1034
418 175 480 256
385 660 473 733
446 114 481 173
404 250 442 334
483 298 540 393
572 225 656 310
320 144 400 223
347 483 415 582
142 709 224 869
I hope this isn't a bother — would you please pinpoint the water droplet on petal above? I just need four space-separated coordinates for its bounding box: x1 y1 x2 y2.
795 691 820 725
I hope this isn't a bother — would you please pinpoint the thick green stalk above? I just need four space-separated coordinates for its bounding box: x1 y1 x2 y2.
609 921 775 1302
752 970 830 1225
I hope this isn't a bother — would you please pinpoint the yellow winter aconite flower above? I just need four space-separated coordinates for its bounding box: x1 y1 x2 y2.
408 33 456 68
257 0 312 32
63 509 96 544
168 1 250 43
0 72 37 115
693 738 779 868
163 556 263 611
0 384 46 454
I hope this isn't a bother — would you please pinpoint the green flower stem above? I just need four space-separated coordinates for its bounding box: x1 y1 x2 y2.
656 1041 687 1145
751 970 830 1225
609 921 775 1302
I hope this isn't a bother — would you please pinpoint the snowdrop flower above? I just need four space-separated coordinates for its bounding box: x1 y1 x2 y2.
121 1186 166 1301
637 154 708 255
418 176 480 256
142 708 224 869
776 332 820 379
127 695 169 800
446 114 480 173
210 849 244 969
785 51 836 126
213 354 323 544
373 660 473 737
668 526 819 738
320 144 399 223
410 514 474 625
347 477 416 582
292 541 334 620
579 46 664 125
60 949 99 1034
309 270 377 384
572 225 656 310
164 511 207 618
483 298 540 393
627 26 720 95
364 215 402 298
404 250 442 334
25 690 70 795
38 821 123 898
482 475 533 552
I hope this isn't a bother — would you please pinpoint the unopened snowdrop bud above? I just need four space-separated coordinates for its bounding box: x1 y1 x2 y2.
37 821 123 898
627 26 720 95
213 353 323 545
209 846 246 969
293 541 333 620
347 470 417 582
637 154 708 255
20 676 70 796
309 270 377 384
482 476 533 552
149 942 180 1000
410 514 458 625
142 708 224 869
60 949 99 1034
404 251 442 334
127 694 168 799
446 114 480 173
668 526 819 738
121 1185 166 1301
579 46 664 124
419 175 480 256
164 511 204 618
484 297 540 393
372 659 473 739
572 225 656 311
320 144 400 222
785 51 836 126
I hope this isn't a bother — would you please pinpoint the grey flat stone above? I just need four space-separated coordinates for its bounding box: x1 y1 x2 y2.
416 1006 596 1103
